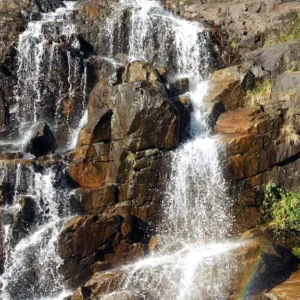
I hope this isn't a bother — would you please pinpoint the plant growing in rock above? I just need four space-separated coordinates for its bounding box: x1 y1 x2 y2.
246 79 272 106
281 110 300 145
262 181 300 231
264 14 300 46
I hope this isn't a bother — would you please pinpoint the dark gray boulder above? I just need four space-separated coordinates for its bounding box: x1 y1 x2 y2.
25 122 57 157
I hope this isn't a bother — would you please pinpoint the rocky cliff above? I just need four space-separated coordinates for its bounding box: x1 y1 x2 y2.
1 0 300 300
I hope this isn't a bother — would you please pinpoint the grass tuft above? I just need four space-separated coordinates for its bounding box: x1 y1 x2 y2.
265 14 300 47
246 79 272 106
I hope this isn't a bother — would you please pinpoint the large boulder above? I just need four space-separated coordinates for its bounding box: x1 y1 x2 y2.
244 40 300 79
25 122 57 157
58 214 152 288
232 226 299 299
78 61 179 150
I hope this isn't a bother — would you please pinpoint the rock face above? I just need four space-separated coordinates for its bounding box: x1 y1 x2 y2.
2 0 300 299
65 61 180 223
59 214 153 288
25 122 57 157
265 269 300 300
60 61 187 287
232 226 300 299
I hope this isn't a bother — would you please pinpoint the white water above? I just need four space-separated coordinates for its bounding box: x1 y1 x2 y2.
0 0 238 299
0 163 72 300
0 4 81 299
96 1 237 299
4 1 87 151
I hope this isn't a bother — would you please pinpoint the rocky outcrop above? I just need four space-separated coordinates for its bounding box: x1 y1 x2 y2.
232 226 299 299
58 213 152 288
56 60 189 289
165 0 300 66
25 122 57 157
65 61 183 223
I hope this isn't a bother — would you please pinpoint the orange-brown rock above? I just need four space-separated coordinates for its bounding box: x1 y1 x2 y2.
66 159 108 188
79 185 118 214
231 226 299 299
206 66 251 112
215 107 274 135
65 143 110 163
76 0 118 18
265 269 300 300
59 214 152 289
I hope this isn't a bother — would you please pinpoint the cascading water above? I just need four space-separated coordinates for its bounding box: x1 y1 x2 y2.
2 1 88 151
95 1 239 299
0 0 241 299
0 161 73 300
0 2 83 300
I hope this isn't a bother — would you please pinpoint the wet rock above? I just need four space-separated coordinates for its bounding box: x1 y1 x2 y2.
265 269 300 300
59 214 148 288
25 122 57 157
65 143 110 163
77 108 112 147
83 62 179 151
72 270 127 299
167 78 189 97
232 226 299 299
79 185 118 214
170 94 192 141
12 196 37 243
34 0 65 13
66 158 109 188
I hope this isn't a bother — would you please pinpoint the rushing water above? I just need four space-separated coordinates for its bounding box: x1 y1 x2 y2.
0 2 81 299
0 0 238 299
0 162 73 300
1 1 88 151
95 1 238 299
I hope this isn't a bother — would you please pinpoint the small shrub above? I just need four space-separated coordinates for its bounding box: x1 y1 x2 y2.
246 79 272 106
127 152 136 162
262 181 300 231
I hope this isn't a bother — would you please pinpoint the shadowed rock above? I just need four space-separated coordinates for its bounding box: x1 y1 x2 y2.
25 122 57 157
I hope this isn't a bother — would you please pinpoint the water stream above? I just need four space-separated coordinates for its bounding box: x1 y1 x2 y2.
0 0 240 299
96 1 238 299
1 1 88 152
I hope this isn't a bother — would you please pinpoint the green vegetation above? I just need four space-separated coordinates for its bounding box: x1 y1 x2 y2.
265 14 300 46
292 247 300 259
246 79 272 106
126 152 136 162
284 65 300 74
262 181 300 231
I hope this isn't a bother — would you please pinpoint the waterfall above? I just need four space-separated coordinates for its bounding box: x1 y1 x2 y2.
0 162 73 300
2 1 88 151
0 2 82 299
0 0 239 299
96 1 238 299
